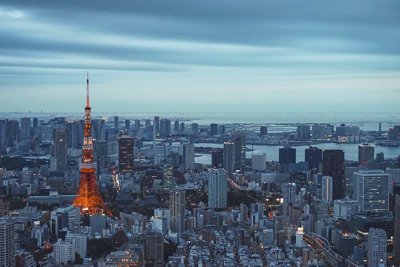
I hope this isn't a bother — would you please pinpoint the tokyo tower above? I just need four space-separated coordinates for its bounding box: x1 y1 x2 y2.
73 73 108 215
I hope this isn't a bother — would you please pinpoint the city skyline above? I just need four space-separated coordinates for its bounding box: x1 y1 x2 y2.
0 1 399 113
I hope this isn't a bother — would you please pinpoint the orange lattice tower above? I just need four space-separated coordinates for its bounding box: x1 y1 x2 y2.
73 73 108 215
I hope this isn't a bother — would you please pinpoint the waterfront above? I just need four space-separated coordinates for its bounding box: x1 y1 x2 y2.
194 142 400 165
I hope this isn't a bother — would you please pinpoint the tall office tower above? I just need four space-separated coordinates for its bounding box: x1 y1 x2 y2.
92 119 106 141
180 143 194 171
321 176 333 203
118 136 134 173
0 120 7 150
208 169 227 209
174 120 180 135
124 119 130 132
394 194 400 266
159 119 171 137
170 189 185 234
260 126 268 136
113 116 119 133
50 209 68 239
210 123 218 135
223 142 235 175
73 74 108 215
154 116 160 136
65 232 87 258
32 118 38 128
134 119 141 131
6 120 19 147
358 143 375 165
145 232 164 267
305 146 322 171
354 170 389 213
179 122 185 134
282 183 296 223
367 228 387 267
66 121 82 149
279 147 296 164
297 124 310 139
191 123 199 135
232 131 246 170
218 125 226 135
94 140 107 170
20 117 31 141
211 148 224 168
54 128 67 171
0 221 15 267
323 149 345 200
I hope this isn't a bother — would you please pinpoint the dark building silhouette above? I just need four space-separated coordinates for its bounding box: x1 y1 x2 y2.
145 232 164 267
279 147 296 165
358 143 374 165
260 126 268 136
211 148 223 168
233 131 246 170
118 136 134 172
305 146 322 171
323 149 345 200
210 123 218 135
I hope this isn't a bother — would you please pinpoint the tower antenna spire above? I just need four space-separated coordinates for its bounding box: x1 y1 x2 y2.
86 71 90 107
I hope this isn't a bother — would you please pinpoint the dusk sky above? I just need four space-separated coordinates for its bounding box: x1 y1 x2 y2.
1 1 400 114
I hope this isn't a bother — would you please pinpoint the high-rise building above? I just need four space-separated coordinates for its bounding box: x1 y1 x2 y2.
53 128 67 171
279 147 296 165
305 146 322 171
358 143 375 165
118 136 134 172
135 119 141 132
260 126 268 136
297 124 310 139
92 119 106 141
65 232 87 258
94 140 107 170
282 183 296 223
218 125 226 135
208 169 227 209
210 123 218 135
145 232 164 267
50 209 68 239
73 74 108 215
180 143 194 171
191 123 199 135
323 149 345 200
170 189 185 234
174 120 180 135
113 116 119 133
211 148 223 168
232 131 246 170
321 176 333 203
20 117 31 141
223 142 234 175
153 116 160 136
0 221 15 267
179 122 185 134
394 194 400 266
367 228 387 267
159 119 171 137
354 170 389 213
124 119 130 132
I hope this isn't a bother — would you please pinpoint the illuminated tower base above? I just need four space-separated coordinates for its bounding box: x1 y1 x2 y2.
73 168 107 215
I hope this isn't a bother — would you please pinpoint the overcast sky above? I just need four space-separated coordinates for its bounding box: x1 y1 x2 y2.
0 0 399 114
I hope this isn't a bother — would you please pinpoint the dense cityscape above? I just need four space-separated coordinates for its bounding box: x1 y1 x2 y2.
1 1 400 267
0 74 399 266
